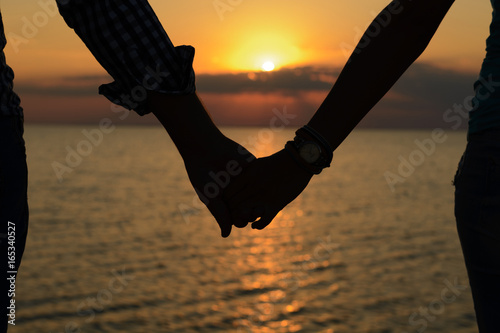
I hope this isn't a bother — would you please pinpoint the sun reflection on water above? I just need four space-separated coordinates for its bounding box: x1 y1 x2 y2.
225 206 341 332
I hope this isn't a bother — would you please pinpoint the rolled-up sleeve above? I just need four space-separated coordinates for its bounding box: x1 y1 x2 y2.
57 0 196 115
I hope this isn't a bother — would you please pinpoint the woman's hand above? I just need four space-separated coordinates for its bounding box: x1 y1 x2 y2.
224 149 313 230
182 136 255 237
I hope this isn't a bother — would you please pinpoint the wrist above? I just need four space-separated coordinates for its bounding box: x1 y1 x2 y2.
280 149 315 179
179 130 228 164
284 125 334 175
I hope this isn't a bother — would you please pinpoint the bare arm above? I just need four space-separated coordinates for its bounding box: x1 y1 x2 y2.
149 92 255 237
225 0 456 231
309 0 456 149
58 0 256 237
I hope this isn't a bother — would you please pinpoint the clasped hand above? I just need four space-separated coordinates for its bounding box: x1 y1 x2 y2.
184 136 313 237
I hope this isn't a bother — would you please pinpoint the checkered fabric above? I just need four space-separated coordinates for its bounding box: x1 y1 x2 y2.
0 12 23 116
57 0 196 115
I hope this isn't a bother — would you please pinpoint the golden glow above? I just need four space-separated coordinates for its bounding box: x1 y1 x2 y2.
226 30 304 71
262 61 275 72
0 0 492 123
3 1 491 77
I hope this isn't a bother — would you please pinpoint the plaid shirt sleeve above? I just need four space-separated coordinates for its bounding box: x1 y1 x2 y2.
0 12 23 116
57 0 196 116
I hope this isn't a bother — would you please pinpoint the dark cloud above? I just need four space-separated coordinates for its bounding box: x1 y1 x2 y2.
17 63 479 128
199 63 477 128
368 63 477 129
16 75 110 96
16 84 98 96
388 62 477 105
196 67 340 94
17 62 476 97
17 67 339 95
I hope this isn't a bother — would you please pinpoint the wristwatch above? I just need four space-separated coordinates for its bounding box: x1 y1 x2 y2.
285 126 334 175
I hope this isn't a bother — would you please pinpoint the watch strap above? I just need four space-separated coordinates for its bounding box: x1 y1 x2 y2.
303 125 334 159
285 141 323 175
285 125 334 175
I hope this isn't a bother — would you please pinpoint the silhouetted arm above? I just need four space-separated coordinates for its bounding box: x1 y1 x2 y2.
149 91 255 237
309 0 456 149
225 0 456 230
57 0 255 237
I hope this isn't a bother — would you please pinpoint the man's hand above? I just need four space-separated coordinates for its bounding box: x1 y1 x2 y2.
224 149 313 231
149 92 255 237
182 136 255 238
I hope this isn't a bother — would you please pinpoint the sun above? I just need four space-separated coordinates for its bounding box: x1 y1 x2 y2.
262 61 275 72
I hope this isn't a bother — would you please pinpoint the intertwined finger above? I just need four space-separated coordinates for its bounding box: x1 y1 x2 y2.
251 208 279 230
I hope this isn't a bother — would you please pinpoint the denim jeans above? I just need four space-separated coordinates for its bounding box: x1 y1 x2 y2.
0 116 29 332
454 131 500 333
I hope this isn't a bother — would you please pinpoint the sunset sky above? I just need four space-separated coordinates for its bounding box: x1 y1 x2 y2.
0 0 494 126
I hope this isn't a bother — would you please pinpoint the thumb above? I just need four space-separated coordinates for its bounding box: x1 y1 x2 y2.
207 197 233 238
251 208 279 230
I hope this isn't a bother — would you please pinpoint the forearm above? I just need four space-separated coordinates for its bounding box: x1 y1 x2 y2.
308 0 455 150
149 92 225 162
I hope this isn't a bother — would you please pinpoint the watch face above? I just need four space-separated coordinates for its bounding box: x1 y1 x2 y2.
299 142 321 163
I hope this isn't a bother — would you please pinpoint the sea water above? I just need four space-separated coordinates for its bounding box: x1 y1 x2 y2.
12 125 477 333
